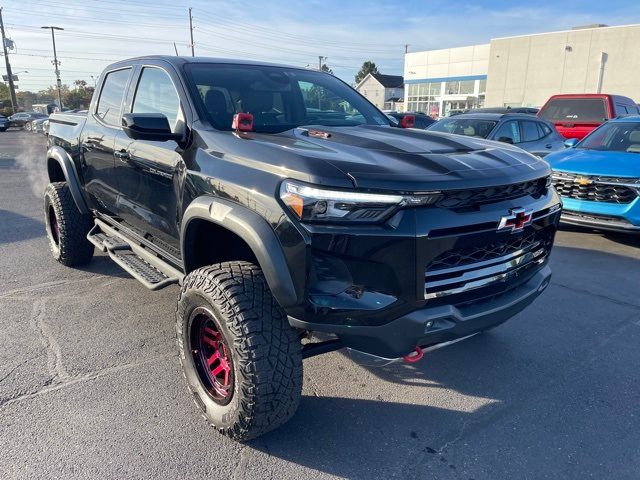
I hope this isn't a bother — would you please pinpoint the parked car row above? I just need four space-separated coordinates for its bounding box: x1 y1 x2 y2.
397 92 639 234
1 109 89 133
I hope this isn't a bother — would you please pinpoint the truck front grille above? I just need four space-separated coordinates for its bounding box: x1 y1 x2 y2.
435 177 548 210
552 173 639 204
424 228 553 300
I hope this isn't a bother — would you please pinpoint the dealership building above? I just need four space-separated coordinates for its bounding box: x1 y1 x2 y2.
403 23 640 116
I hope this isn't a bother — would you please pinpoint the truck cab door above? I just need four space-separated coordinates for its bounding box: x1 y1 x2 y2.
80 67 133 215
113 66 185 257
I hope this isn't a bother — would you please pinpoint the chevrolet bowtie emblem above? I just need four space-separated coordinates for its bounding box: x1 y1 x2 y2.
498 208 534 233
575 177 592 186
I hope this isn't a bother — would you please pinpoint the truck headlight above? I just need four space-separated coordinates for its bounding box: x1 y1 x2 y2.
280 180 439 223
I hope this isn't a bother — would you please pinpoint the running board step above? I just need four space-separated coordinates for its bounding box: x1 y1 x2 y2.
87 220 183 290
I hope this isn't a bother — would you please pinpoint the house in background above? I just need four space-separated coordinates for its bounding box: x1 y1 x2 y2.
355 73 404 111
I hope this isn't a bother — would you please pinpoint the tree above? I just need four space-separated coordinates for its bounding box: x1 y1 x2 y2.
355 61 378 84
0 82 9 101
63 80 94 109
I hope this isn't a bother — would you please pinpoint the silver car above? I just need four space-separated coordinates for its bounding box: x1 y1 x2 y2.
427 113 565 157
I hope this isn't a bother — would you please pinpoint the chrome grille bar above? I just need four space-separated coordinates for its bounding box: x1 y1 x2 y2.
425 255 547 300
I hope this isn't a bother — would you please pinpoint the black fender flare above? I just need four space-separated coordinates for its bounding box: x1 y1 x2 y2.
181 196 299 308
46 146 89 215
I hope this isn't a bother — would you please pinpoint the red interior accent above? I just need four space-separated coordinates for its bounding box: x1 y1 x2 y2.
403 346 424 363
400 115 416 129
232 113 254 132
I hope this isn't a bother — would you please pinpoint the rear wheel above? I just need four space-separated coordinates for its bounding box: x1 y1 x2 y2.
176 261 303 441
24 122 32 131
44 182 94 266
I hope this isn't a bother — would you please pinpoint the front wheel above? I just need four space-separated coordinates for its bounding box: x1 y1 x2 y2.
176 261 303 441
44 182 94 266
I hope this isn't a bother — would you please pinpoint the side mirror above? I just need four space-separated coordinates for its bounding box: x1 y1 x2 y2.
497 136 514 144
121 113 182 142
564 138 579 148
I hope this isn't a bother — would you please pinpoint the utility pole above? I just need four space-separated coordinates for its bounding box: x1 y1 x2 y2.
318 55 326 71
0 8 18 113
41 25 64 110
188 8 195 57
404 44 409 54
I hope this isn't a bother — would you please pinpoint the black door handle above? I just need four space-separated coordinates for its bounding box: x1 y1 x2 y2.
545 144 552 149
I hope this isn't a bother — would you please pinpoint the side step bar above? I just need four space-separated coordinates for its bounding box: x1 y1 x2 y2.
87 219 183 290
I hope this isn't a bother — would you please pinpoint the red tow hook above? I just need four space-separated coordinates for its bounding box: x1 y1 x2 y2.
403 346 424 363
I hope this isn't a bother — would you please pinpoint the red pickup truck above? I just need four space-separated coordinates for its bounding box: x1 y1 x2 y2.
538 93 639 139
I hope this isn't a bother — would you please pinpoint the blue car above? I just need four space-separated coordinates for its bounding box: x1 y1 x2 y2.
546 116 640 233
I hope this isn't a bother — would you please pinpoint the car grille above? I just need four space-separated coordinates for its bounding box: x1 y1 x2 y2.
424 228 553 300
552 172 639 204
435 177 549 210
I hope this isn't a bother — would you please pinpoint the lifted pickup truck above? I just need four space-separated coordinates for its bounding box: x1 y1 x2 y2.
45 56 560 440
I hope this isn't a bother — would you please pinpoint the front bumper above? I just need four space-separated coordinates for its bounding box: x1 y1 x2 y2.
290 265 552 358
560 197 640 233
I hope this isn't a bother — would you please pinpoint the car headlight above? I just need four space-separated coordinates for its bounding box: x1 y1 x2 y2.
280 180 439 223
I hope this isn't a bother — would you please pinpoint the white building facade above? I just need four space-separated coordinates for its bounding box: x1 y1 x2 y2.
403 44 489 117
404 24 640 114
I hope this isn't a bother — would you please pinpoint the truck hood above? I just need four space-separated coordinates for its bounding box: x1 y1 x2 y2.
546 148 640 178
250 125 550 191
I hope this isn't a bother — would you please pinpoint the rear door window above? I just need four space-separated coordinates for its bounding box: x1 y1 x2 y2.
539 98 607 123
493 121 521 143
96 68 131 126
521 121 542 142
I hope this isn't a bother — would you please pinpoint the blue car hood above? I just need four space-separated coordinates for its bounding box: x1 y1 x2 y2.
546 149 640 178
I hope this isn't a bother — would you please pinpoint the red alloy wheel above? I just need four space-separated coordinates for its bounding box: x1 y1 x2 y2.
190 308 234 405
48 205 60 245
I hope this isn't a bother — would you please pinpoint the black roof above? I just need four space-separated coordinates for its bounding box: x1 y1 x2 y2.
106 55 307 71
370 73 404 88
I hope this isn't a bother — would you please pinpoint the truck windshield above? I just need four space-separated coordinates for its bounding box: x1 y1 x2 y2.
578 122 640 153
184 63 390 133
427 118 497 138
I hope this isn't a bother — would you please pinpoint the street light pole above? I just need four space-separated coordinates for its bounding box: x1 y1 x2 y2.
41 25 64 110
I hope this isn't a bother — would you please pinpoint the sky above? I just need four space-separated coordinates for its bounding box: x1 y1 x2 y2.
2 0 640 91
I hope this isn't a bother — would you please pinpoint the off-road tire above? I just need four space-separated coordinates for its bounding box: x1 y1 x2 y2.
44 182 94 266
176 261 303 441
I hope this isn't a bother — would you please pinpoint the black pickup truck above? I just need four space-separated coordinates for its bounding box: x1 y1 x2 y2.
45 56 560 440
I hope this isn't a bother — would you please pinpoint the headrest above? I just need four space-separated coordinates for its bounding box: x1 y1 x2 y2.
629 130 640 143
463 126 476 136
204 89 228 113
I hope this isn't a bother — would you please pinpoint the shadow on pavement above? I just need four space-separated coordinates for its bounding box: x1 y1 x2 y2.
245 246 640 479
0 209 44 244
559 223 640 248
249 334 514 479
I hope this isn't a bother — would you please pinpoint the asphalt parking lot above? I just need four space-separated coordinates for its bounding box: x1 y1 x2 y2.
1 129 639 479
